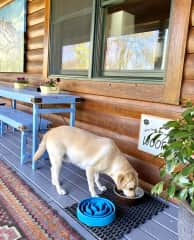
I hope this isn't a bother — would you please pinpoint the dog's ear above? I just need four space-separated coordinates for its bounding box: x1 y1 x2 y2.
117 174 126 188
134 172 138 186
130 171 138 187
127 171 138 186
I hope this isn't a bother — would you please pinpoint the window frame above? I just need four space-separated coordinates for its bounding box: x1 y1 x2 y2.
44 0 192 105
95 2 169 81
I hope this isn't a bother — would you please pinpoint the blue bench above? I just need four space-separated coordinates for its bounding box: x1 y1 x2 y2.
0 106 50 164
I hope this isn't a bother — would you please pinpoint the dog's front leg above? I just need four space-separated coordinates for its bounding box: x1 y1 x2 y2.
95 173 107 192
86 167 97 197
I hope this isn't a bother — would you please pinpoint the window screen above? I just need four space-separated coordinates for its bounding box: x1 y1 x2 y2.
49 0 93 75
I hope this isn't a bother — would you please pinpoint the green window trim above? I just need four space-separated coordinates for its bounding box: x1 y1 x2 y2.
49 0 172 84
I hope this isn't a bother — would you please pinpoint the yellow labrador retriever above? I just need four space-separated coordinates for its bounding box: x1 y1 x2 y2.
33 126 138 197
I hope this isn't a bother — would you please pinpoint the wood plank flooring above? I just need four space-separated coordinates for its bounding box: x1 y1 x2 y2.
0 131 179 240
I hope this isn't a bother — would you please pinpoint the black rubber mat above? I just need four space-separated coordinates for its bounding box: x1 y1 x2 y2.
65 188 168 240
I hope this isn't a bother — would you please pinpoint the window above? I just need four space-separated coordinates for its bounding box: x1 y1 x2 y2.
99 0 171 81
49 0 93 75
49 0 171 82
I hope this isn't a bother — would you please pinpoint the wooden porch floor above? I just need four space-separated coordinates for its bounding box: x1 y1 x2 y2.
0 131 179 240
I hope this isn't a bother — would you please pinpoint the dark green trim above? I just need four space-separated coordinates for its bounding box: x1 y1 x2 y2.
101 0 126 7
88 0 97 78
92 0 105 77
50 74 164 84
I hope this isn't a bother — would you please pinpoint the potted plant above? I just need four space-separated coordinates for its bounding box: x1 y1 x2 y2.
14 77 28 89
40 78 60 94
147 103 194 240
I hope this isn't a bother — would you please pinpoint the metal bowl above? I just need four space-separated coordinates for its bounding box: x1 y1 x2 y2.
113 186 144 206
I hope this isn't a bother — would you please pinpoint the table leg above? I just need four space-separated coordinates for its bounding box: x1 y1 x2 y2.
32 104 39 170
12 99 16 109
69 103 76 127
12 100 16 133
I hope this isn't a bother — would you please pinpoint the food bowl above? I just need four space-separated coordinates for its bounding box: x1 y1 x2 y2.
77 197 116 227
113 186 144 206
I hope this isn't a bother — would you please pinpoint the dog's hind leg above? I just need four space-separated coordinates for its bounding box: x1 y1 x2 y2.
94 173 107 192
50 156 67 195
86 167 97 197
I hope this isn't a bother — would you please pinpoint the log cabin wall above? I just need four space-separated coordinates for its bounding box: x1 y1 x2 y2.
182 2 194 102
0 0 193 190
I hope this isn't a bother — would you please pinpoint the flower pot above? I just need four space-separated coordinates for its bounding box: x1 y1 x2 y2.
178 201 194 240
40 86 60 94
14 82 28 89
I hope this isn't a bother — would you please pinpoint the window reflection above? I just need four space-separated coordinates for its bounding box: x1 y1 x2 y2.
62 42 90 71
103 0 171 73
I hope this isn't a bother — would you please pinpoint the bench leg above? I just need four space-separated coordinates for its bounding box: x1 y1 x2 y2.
0 121 4 136
21 131 27 165
0 122 8 135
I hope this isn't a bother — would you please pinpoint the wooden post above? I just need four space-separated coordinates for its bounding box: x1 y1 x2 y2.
42 0 50 81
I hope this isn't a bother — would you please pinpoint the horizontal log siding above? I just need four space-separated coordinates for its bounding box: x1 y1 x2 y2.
27 36 44 50
0 0 193 190
182 1 194 101
28 0 44 14
27 49 44 62
60 80 165 102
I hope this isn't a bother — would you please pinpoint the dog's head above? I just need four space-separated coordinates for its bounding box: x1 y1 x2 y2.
116 171 138 198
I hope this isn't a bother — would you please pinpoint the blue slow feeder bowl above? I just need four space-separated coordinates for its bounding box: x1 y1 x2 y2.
77 197 116 227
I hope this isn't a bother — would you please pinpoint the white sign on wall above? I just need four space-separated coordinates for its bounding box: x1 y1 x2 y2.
138 114 171 155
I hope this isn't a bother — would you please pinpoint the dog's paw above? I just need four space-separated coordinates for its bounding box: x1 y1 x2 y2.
92 194 99 198
100 186 107 192
57 188 67 195
91 192 98 197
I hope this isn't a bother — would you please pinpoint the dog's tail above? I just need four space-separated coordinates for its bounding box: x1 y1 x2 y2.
33 133 48 161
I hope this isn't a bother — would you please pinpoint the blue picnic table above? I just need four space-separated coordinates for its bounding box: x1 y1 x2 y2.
0 86 80 169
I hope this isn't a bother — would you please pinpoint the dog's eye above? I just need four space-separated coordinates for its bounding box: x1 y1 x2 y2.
129 188 134 191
